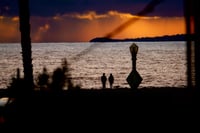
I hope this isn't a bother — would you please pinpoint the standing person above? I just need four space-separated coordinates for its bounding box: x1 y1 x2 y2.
108 73 114 89
101 73 107 89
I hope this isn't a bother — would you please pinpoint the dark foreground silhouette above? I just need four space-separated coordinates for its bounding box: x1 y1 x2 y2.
0 59 199 131
0 87 199 131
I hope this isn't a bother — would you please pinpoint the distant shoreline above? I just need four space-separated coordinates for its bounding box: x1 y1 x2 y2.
90 34 186 42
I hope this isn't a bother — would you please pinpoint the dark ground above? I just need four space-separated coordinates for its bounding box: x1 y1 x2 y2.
0 87 199 132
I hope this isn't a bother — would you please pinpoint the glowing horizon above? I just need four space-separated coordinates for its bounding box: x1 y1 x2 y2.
0 11 185 42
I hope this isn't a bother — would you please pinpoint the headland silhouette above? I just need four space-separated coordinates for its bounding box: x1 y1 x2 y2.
90 34 186 42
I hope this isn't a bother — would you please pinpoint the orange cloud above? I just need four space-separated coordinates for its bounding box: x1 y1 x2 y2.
0 16 20 42
33 24 50 42
0 11 185 42
11 16 19 22
64 11 108 20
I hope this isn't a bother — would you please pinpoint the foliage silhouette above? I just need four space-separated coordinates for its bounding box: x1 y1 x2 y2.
8 58 81 96
36 58 81 92
36 67 49 91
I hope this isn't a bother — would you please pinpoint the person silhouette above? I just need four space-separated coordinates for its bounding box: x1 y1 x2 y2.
101 73 107 89
108 73 114 89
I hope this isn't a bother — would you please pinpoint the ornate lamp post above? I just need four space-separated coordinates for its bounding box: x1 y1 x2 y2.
126 43 142 89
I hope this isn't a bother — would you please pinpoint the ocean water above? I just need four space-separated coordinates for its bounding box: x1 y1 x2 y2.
0 41 187 89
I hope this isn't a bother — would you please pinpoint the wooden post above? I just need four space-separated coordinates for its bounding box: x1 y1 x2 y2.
193 0 200 89
18 0 34 91
184 0 200 89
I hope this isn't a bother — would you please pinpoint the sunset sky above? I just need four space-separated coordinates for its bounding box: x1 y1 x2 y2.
0 0 185 42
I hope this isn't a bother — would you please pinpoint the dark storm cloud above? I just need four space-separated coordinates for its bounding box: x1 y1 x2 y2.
0 0 183 17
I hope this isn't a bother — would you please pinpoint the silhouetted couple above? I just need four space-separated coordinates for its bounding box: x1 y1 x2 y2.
101 73 114 89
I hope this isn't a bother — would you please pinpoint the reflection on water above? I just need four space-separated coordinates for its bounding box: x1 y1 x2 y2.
0 42 186 89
